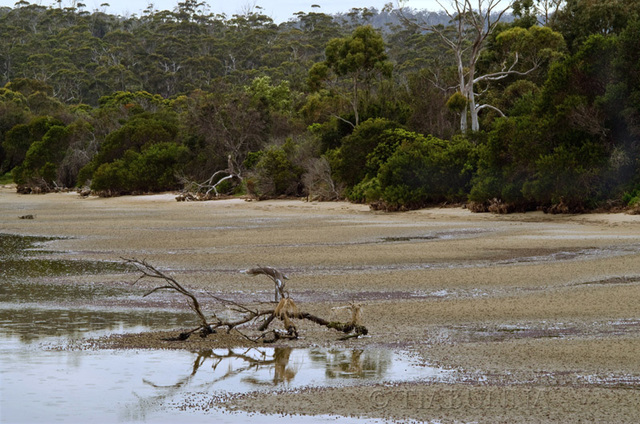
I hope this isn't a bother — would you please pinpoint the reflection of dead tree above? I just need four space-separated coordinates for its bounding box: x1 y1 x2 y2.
124 258 368 342
145 348 297 390
130 347 296 418
203 347 297 385
309 348 391 379
176 155 242 201
208 347 298 386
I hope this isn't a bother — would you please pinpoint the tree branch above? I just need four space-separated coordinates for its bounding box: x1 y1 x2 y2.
176 165 242 201
476 103 506 117
124 258 369 342
473 53 538 84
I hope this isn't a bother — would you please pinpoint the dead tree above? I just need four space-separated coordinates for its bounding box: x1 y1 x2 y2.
176 155 242 201
396 0 542 132
241 266 288 302
125 258 216 337
124 258 368 342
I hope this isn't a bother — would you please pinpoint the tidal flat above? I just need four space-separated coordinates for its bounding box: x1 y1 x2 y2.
1 186 640 423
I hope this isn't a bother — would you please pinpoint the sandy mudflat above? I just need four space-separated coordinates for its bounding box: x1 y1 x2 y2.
2 186 640 422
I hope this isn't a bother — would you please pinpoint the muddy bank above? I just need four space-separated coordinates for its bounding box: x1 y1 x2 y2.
222 383 640 423
2 187 640 422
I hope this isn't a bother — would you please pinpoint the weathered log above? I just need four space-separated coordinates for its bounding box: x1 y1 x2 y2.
296 312 368 338
241 266 288 302
124 258 368 342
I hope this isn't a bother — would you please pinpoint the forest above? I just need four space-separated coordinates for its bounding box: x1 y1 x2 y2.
1 0 639 213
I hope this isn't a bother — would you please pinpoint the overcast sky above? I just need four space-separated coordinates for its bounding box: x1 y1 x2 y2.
0 0 444 22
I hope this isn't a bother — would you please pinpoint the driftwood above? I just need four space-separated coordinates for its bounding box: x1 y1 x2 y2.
176 155 242 201
241 266 288 302
124 258 368 342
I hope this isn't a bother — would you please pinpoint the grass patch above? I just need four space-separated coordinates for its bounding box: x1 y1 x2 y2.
0 172 13 185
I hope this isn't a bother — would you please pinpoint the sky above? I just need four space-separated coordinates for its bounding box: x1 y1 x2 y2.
0 0 444 23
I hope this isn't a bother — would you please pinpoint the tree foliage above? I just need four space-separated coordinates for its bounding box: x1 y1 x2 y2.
0 2 639 213
309 25 392 127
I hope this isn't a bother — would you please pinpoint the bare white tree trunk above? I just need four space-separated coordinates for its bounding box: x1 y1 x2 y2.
399 0 535 133
456 50 469 132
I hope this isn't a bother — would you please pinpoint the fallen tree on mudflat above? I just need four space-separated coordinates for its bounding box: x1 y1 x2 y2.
124 258 368 342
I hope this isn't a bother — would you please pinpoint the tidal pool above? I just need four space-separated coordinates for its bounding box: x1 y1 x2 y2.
0 234 447 423
0 346 444 423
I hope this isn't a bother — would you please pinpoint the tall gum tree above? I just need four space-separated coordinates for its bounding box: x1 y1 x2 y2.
397 0 545 132
308 25 392 127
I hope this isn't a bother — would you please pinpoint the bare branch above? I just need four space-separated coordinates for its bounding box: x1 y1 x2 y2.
473 53 538 84
331 113 356 129
125 258 211 330
476 103 506 117
124 258 369 342
241 266 289 302
176 155 243 201
395 0 516 132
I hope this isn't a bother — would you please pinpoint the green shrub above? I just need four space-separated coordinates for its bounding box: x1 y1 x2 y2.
376 133 476 210
521 142 607 211
348 177 381 203
622 184 640 206
469 116 546 210
248 144 303 197
2 116 63 173
331 118 401 187
243 151 264 170
78 114 179 186
91 142 188 194
0 171 13 185
13 124 71 190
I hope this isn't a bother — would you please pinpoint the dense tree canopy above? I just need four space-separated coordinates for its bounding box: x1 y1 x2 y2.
1 1 640 213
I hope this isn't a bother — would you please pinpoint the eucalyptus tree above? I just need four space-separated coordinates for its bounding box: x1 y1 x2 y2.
308 25 392 127
554 0 635 52
280 11 344 90
224 10 279 81
511 0 564 26
339 7 376 30
397 0 542 132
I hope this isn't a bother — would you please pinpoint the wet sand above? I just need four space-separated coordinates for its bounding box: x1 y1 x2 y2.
2 186 640 422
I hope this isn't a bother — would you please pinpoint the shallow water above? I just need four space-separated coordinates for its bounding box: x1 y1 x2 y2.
0 234 447 423
0 233 195 343
0 345 445 423
0 233 126 279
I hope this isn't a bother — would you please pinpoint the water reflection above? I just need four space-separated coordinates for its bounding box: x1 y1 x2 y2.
0 233 448 423
146 348 299 391
144 347 391 394
121 347 396 422
129 347 395 419
0 233 194 344
309 348 391 379
1 346 407 423
0 233 128 280
0 307 194 343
